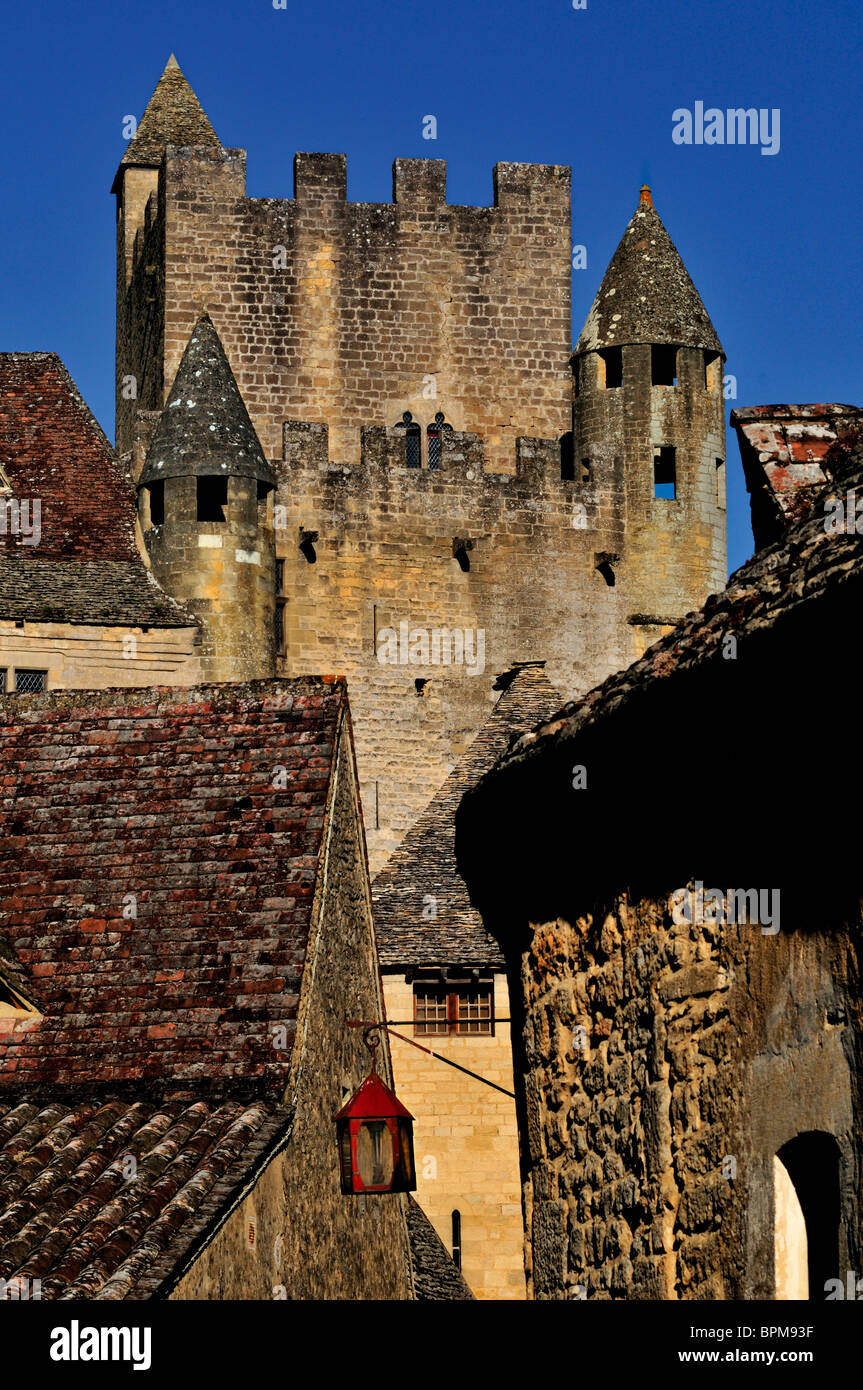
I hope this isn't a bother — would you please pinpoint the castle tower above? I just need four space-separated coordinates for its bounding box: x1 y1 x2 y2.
112 55 223 451
137 314 276 682
573 186 727 639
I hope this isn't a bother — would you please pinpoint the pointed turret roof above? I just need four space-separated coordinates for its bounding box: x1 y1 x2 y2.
140 314 274 486
114 55 220 187
373 664 562 965
575 186 722 356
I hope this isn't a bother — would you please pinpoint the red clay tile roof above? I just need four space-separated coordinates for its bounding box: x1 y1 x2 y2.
0 353 139 563
0 1093 290 1300
0 677 347 1092
0 353 195 628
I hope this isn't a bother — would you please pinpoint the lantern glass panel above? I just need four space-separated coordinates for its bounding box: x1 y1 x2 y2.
397 1118 415 1186
356 1120 394 1189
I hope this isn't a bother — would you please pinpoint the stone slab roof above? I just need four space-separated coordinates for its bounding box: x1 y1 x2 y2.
575 188 722 356
140 314 274 487
114 56 220 186
405 1197 475 1300
0 353 195 628
373 665 561 966
0 1093 290 1300
0 677 347 1091
0 557 194 627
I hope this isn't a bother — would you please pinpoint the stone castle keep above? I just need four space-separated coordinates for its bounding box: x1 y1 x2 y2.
113 57 727 872
0 54 746 1300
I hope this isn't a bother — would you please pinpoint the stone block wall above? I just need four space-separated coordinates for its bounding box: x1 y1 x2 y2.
514 895 861 1300
117 149 573 470
274 424 644 872
382 971 524 1300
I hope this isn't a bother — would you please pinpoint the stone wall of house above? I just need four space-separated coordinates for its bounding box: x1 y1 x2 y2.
0 620 200 691
382 971 524 1300
514 893 861 1300
170 716 414 1300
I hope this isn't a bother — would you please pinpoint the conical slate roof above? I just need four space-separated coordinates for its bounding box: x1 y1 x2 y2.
114 55 220 187
140 314 274 486
575 187 722 356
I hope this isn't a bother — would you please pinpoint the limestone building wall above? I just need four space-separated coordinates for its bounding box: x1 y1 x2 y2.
170 713 414 1301
274 426 680 872
512 896 861 1300
0 620 201 690
382 972 524 1300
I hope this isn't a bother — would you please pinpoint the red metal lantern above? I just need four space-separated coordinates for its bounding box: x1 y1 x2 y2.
335 1033 416 1195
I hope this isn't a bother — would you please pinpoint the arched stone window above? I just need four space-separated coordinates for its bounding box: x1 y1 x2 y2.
395 411 421 468
426 412 452 471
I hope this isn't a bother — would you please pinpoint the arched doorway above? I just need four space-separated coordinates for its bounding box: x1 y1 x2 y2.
774 1132 840 1300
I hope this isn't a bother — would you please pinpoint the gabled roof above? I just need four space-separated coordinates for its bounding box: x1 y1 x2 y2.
113 55 221 190
575 187 722 356
0 677 347 1090
0 1094 290 1300
0 353 195 628
139 315 274 487
373 665 562 966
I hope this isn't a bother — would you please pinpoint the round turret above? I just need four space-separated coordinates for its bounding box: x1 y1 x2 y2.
138 314 276 681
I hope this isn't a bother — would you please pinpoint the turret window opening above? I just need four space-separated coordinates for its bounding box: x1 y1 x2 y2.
197 475 228 522
716 458 726 509
148 480 164 526
704 351 721 390
653 446 677 500
651 345 678 387
599 347 623 389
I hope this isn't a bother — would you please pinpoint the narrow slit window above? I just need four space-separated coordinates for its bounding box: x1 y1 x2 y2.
651 345 678 386
395 411 421 468
716 457 726 509
653 446 677 500
275 558 287 656
148 480 165 526
599 347 623 389
580 458 591 483
426 412 452 471
451 1211 462 1271
560 432 574 480
196 475 228 522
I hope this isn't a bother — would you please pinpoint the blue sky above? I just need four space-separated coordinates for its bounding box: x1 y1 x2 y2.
1 0 860 573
